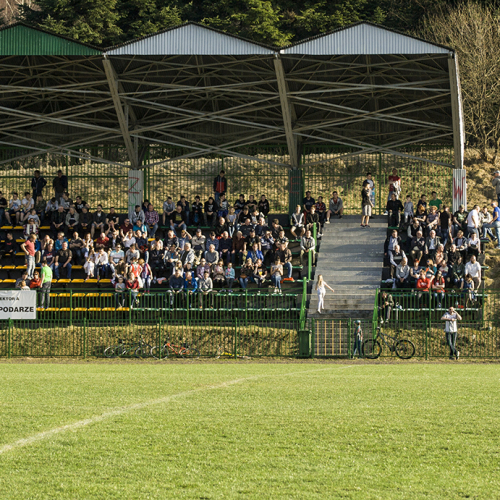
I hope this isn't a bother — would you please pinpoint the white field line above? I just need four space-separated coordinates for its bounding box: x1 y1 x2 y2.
0 366 349 455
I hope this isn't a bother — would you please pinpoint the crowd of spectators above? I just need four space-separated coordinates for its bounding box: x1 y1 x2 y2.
0 170 322 308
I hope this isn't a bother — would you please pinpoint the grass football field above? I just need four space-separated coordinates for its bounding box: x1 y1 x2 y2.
0 361 498 499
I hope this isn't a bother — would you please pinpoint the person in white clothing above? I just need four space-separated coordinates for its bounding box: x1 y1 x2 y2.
441 306 462 360
290 205 305 239
316 274 334 313
464 255 482 289
466 205 480 237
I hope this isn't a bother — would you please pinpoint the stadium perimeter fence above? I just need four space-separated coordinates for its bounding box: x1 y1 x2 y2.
0 144 452 215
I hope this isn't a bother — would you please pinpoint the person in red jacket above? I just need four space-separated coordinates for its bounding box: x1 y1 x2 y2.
126 273 140 308
416 269 432 308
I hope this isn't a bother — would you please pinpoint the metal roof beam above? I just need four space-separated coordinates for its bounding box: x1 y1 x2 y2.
103 56 138 168
274 55 298 168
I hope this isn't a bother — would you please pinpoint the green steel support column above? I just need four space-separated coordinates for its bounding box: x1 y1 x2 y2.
129 290 132 325
159 317 162 355
70 289 73 327
378 153 382 215
308 252 312 281
234 317 238 359
245 290 248 324
311 318 315 359
425 318 428 360
8 318 12 358
348 318 352 359
83 317 87 359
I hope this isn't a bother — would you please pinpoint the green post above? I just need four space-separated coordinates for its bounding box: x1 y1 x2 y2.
311 318 315 359
234 317 238 359
348 318 352 359
159 317 162 356
129 290 132 325
83 317 87 359
378 152 382 215
8 318 12 359
425 318 428 360
70 289 73 327
245 290 248 324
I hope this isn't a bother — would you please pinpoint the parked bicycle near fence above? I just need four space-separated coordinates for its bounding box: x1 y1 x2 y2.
151 340 200 359
362 323 415 359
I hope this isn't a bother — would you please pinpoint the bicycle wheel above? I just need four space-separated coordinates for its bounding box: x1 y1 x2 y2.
104 346 117 358
134 346 152 358
151 345 169 360
181 346 200 359
362 339 381 359
395 339 415 360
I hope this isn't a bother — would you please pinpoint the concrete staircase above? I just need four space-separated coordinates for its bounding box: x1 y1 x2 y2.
308 215 386 319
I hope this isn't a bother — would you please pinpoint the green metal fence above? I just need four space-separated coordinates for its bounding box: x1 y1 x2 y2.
302 145 454 215
0 287 303 358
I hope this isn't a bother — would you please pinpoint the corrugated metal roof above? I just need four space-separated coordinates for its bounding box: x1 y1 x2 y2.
105 23 276 55
0 23 102 55
281 22 452 55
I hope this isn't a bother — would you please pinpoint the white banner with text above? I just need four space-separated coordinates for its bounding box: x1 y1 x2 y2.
0 290 37 319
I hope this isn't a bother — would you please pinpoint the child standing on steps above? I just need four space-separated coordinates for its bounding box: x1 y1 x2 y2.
316 274 334 314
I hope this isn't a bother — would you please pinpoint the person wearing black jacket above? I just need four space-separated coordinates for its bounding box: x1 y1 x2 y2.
258 195 270 217
306 206 320 234
191 196 204 226
31 170 47 199
0 232 19 264
213 170 227 204
386 193 404 228
204 197 218 228
51 206 66 238
91 205 106 238
52 170 68 200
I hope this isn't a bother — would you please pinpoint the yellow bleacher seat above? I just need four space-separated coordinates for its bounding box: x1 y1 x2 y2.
101 293 113 297
71 279 85 284
16 266 27 270
40 226 50 230
59 307 72 312
102 307 116 311
88 307 102 312
72 265 83 270
57 279 71 283
73 307 88 312
72 293 86 298
86 293 100 298
3 279 16 283
1 265 16 270
116 307 130 311
13 226 23 230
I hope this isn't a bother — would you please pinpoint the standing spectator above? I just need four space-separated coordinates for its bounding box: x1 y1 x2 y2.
31 170 47 199
258 195 270 217
429 191 442 210
91 205 106 238
53 170 68 201
270 258 283 292
290 205 305 240
440 206 452 246
386 193 403 228
482 201 500 247
162 197 176 226
198 271 213 308
316 274 334 314
225 262 235 289
326 191 343 222
441 307 462 360
300 230 316 266
352 320 363 358
0 190 7 226
145 204 159 238
302 191 315 214
54 241 72 279
365 172 375 208
204 197 218 228
6 192 22 226
492 170 500 205
213 170 227 203
380 291 394 323
466 205 480 237
39 259 53 309
114 276 127 308
21 234 36 279
361 182 373 228
403 195 414 223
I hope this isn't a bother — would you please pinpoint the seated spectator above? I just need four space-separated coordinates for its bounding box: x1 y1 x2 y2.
126 243 140 265
410 230 426 264
290 205 305 240
162 197 176 226
300 230 316 266
260 230 274 266
94 247 111 280
84 250 95 280
258 195 270 217
114 276 127 308
178 229 192 253
416 269 432 307
409 259 421 287
448 255 465 288
164 229 179 250
226 207 237 236
196 258 211 280
247 242 264 264
15 272 30 289
122 229 136 249
109 244 125 275
165 244 180 276
120 218 133 237
65 207 79 234
395 257 410 289
234 194 246 214
0 232 19 265
434 244 447 268
246 195 257 212
167 269 184 305
461 274 476 305
237 206 251 226
83 233 94 259
148 241 165 278
204 197 218 228
270 258 283 292
23 217 39 240
454 230 468 260
326 192 343 223
5 192 21 226
315 196 326 223
215 217 228 238
426 206 440 236
24 207 40 225
432 270 446 308
54 241 72 279
386 193 403 228
219 231 233 265
131 205 145 230
69 231 85 265
447 243 461 267
212 260 225 288
246 228 261 250
45 197 58 217
232 231 246 265
104 207 119 232
239 258 254 289
135 231 149 260
79 206 93 235
482 201 500 245
389 244 405 278
51 206 66 237
205 244 219 267
91 205 106 238
240 218 254 238
453 204 468 236
139 258 152 292
54 232 69 252
384 229 401 264
217 194 229 218
417 194 427 210
270 219 283 240
180 242 195 269
198 271 213 308
170 205 187 233
440 206 452 246
306 206 320 234
276 242 293 280
414 204 427 231
425 229 441 258
177 196 190 219
424 258 437 279
380 291 393 323
275 230 288 249
225 263 235 289
19 280 30 290
467 232 481 258
58 192 72 211
252 258 267 288
403 195 414 223
184 272 198 302
465 255 481 290
255 217 268 237
145 204 159 237
20 191 35 220
29 270 42 289
302 191 315 214
190 196 204 226
466 205 480 238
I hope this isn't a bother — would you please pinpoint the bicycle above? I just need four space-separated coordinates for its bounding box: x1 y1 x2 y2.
151 339 200 360
104 335 154 358
362 324 415 359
